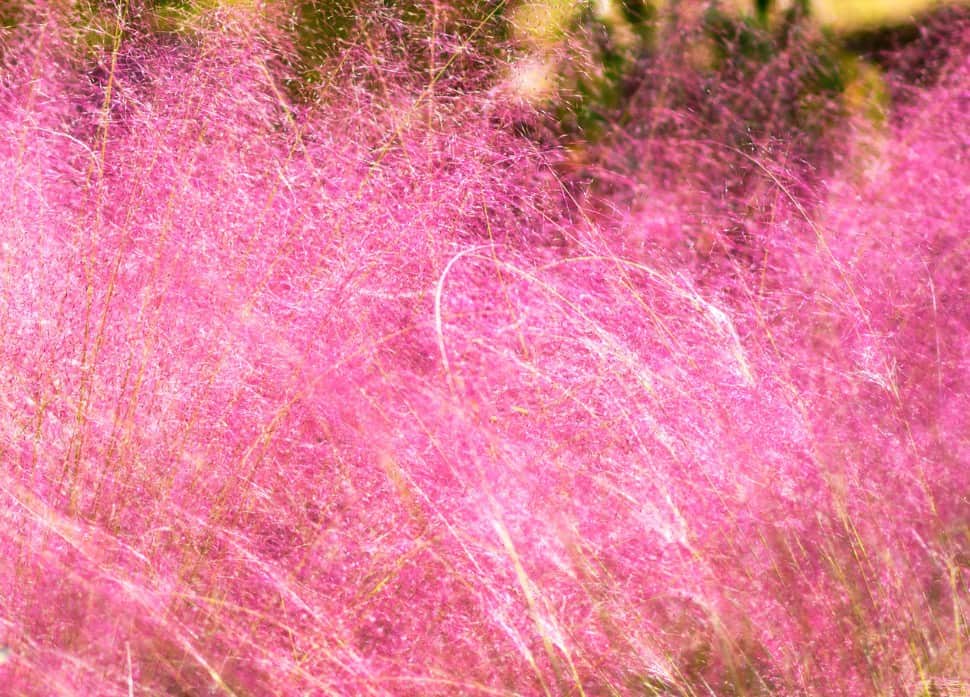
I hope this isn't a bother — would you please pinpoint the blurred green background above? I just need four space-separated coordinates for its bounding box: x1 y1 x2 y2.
7 0 966 147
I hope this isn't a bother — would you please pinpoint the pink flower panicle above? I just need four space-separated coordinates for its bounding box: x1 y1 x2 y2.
0 2 967 695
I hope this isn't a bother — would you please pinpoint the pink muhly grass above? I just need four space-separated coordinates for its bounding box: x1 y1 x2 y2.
0 2 967 695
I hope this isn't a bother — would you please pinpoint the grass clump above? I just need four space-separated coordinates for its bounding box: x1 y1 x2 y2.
0 1 967 695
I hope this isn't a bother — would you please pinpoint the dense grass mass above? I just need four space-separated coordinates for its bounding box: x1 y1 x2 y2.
0 1 967 695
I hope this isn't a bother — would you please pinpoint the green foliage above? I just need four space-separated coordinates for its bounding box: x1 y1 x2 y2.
551 2 848 144
704 5 776 64
1 2 22 31
285 0 511 99
289 0 364 62
549 1 656 138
